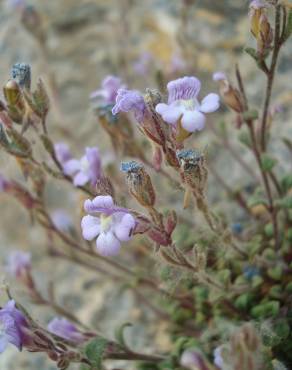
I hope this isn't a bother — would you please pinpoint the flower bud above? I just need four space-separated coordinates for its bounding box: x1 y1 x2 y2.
249 1 273 56
213 72 244 113
121 161 156 207
3 80 26 123
11 63 31 89
21 5 45 43
177 149 208 194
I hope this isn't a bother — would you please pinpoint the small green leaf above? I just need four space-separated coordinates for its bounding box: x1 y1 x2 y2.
274 319 290 339
114 322 132 350
238 130 252 148
235 293 254 311
267 266 282 281
245 47 258 62
276 196 292 209
85 337 108 370
242 109 258 121
251 301 279 319
261 154 277 172
283 9 292 42
251 275 264 288
264 223 274 238
281 174 292 194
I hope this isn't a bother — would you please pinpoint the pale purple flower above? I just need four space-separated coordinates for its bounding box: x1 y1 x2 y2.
6 251 31 279
54 142 72 166
47 318 86 344
249 0 269 9
0 174 9 192
81 195 135 256
112 88 146 123
212 72 227 82
63 147 102 187
90 75 125 105
133 52 153 76
51 209 73 232
155 76 220 132
0 300 30 352
213 346 224 369
180 349 209 370
6 0 26 10
169 53 186 74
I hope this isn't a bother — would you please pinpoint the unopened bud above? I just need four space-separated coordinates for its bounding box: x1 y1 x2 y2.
21 5 45 43
121 161 156 207
11 63 31 89
177 149 208 193
249 1 273 55
213 72 244 113
3 80 25 123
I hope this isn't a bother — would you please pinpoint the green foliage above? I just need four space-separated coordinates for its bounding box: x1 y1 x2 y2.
261 154 277 172
238 129 252 148
251 301 280 319
84 337 108 370
280 174 292 193
114 322 132 350
264 223 274 238
283 9 292 42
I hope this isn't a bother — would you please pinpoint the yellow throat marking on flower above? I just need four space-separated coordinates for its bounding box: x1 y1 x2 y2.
100 214 113 232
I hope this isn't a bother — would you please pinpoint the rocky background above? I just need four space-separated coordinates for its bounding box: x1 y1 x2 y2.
0 0 291 369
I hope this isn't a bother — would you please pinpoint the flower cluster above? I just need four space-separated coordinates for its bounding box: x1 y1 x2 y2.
112 76 219 133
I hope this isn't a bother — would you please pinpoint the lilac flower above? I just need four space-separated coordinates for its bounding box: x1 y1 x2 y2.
112 88 146 123
0 300 30 352
63 147 102 187
249 0 269 9
212 72 227 82
155 76 220 132
90 75 125 105
47 318 86 344
180 349 210 369
0 174 9 192
213 346 224 369
54 142 72 166
169 53 186 74
81 195 135 256
133 52 153 76
6 250 31 279
51 209 73 232
6 0 26 10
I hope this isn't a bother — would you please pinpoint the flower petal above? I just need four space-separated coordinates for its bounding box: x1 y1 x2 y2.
85 147 101 185
181 110 206 132
81 215 100 240
96 232 121 256
167 76 201 103
92 195 114 209
0 336 8 353
199 93 220 113
157 104 183 125
63 159 80 176
114 213 135 241
155 103 169 115
73 171 89 186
